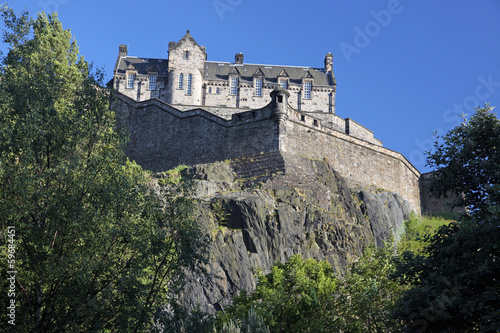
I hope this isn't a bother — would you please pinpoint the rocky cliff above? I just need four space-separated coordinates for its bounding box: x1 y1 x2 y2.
177 152 413 314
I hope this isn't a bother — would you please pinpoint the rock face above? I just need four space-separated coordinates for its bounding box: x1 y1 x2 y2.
179 153 413 314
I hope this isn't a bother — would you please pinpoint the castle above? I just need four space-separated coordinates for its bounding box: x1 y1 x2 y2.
112 31 425 214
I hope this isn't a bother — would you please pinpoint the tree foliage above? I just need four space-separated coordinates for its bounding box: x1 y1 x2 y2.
219 254 338 332
0 7 207 332
393 216 500 332
220 242 405 333
393 105 500 332
336 241 405 332
426 104 500 217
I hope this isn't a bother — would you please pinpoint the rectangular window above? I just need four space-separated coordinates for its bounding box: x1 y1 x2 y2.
148 75 156 90
184 50 190 59
254 78 262 97
186 74 192 95
127 74 135 89
208 87 212 94
279 79 288 89
304 81 312 99
230 77 238 95
178 73 184 89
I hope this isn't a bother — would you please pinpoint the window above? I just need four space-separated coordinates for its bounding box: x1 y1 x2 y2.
184 50 190 59
148 75 156 90
127 74 135 89
208 87 212 94
186 74 193 95
279 79 288 89
230 77 238 95
254 78 262 97
216 87 220 94
304 81 312 99
178 73 184 89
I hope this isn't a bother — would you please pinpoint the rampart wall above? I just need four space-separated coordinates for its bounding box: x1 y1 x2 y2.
113 96 279 172
281 110 421 213
113 93 422 213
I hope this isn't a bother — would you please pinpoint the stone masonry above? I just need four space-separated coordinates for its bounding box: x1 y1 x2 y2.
112 31 427 214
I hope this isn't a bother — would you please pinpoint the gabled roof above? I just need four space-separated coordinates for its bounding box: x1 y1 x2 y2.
302 71 313 79
169 30 204 51
203 62 333 86
254 68 265 76
115 57 169 76
147 64 159 73
229 67 240 75
277 69 289 77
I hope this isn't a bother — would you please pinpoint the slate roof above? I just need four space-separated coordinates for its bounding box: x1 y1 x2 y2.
203 62 334 87
115 57 169 76
115 56 334 87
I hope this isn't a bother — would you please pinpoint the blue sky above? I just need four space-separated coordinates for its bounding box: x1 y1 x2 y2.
2 0 500 172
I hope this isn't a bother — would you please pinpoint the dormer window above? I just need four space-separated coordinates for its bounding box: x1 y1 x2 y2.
230 77 239 95
254 77 263 97
178 73 184 89
279 79 288 90
127 73 135 89
148 75 156 90
184 50 190 59
304 81 312 99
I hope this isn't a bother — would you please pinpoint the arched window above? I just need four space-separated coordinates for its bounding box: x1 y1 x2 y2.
186 74 193 95
178 73 184 89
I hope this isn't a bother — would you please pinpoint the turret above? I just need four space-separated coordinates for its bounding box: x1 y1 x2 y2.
270 87 290 124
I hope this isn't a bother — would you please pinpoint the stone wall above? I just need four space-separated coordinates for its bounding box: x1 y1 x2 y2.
114 75 166 102
420 172 466 215
280 114 421 214
203 81 335 112
113 96 279 172
113 93 421 213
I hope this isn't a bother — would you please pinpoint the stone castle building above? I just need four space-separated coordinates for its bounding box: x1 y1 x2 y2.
112 31 429 214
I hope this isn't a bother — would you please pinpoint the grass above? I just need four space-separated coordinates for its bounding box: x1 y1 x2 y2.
158 164 188 185
398 213 456 254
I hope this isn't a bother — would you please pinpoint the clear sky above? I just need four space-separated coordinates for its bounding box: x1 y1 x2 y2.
2 0 500 172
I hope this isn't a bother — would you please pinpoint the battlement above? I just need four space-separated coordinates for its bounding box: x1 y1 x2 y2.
111 31 430 214
112 88 421 213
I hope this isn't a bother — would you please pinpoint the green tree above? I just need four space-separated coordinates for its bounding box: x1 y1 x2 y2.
336 240 406 332
219 254 339 333
0 7 207 332
393 106 500 332
393 216 500 332
426 104 500 217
